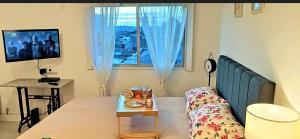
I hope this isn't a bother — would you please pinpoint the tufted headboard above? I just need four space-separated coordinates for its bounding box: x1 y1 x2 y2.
216 55 275 126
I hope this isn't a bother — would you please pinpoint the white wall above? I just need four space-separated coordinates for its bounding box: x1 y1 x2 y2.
220 3 300 113
0 47 13 116
0 4 224 119
220 4 300 137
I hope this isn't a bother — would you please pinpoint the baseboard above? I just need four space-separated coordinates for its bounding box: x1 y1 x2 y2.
0 114 20 121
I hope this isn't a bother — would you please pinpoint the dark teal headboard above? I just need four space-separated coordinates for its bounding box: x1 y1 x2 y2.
216 55 275 126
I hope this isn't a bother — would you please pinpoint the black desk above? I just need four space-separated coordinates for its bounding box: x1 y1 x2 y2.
0 78 73 133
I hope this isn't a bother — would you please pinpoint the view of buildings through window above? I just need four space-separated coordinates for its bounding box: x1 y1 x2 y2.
114 6 184 66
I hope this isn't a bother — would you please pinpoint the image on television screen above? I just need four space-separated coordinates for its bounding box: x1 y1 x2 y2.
2 29 60 62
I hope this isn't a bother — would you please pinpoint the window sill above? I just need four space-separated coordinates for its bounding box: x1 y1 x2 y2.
113 66 153 70
88 66 185 71
112 66 185 71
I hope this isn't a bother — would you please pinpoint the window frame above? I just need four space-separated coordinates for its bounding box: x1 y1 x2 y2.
113 4 186 68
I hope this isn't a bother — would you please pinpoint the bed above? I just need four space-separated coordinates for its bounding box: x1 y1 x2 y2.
17 97 188 139
17 55 275 139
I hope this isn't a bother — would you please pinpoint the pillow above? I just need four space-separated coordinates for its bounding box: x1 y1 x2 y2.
188 118 193 139
188 103 231 121
186 93 227 114
185 86 218 100
189 103 244 139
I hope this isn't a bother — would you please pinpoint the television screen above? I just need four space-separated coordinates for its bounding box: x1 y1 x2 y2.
2 29 60 62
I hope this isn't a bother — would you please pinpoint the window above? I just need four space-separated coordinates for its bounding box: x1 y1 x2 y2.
113 6 185 67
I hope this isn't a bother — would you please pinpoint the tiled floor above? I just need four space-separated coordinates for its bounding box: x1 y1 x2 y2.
0 121 22 139
0 113 48 139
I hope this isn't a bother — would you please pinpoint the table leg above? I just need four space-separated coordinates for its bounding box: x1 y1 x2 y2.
47 99 52 115
118 117 121 139
155 116 158 139
51 88 56 111
17 87 24 133
56 88 61 108
24 87 32 128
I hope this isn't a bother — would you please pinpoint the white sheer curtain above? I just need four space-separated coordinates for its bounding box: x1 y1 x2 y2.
89 7 119 96
139 5 187 92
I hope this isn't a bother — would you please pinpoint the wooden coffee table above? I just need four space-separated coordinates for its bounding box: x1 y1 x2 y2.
116 94 159 139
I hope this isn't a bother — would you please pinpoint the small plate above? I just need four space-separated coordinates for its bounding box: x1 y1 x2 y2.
125 99 145 108
123 89 134 99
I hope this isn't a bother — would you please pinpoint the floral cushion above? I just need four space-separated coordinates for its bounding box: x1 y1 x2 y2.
185 86 218 100
185 87 227 113
188 118 193 138
188 103 244 139
188 103 231 121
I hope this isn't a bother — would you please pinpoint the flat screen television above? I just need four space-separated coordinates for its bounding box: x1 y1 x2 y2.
2 29 60 62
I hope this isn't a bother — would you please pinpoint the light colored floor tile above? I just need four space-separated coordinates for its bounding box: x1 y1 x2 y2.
0 121 21 139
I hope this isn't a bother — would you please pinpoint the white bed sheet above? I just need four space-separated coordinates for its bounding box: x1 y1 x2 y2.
17 96 188 139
